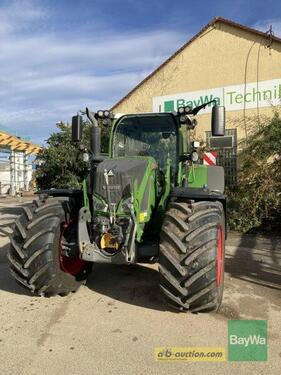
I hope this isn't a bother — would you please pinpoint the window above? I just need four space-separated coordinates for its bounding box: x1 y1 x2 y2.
113 114 178 170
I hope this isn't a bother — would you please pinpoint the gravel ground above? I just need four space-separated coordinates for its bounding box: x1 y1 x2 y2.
0 199 280 375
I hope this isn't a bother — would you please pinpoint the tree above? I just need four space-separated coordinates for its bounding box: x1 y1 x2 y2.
36 120 111 190
35 122 90 190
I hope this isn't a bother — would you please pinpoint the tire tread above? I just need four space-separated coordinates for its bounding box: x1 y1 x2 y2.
7 196 89 296
159 200 225 312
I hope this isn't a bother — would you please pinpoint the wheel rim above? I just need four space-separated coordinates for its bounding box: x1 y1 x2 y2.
59 222 85 276
217 225 223 287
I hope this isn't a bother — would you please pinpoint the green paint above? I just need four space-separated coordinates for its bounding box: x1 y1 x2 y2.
164 100 174 111
132 158 156 241
108 118 118 157
156 158 171 226
187 164 208 188
228 320 267 362
82 179 90 210
176 99 185 108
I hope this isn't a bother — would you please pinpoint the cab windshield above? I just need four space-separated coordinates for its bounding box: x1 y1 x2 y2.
112 114 177 170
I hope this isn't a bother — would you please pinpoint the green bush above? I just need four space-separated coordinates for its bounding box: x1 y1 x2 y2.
227 110 281 232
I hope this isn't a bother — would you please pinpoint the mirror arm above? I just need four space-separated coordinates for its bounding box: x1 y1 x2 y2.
191 99 217 115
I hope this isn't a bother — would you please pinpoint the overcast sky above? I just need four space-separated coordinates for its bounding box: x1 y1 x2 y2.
0 0 280 144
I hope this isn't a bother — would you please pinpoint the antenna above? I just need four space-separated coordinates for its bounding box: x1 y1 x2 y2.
266 25 273 48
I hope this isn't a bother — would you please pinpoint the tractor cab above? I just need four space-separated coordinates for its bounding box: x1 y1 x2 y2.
111 113 178 173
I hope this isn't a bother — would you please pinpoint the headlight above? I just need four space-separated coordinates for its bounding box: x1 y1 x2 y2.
178 106 185 114
191 151 199 162
192 141 200 148
184 105 192 114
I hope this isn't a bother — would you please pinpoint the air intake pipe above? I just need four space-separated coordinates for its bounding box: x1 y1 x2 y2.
86 107 101 158
91 126 101 158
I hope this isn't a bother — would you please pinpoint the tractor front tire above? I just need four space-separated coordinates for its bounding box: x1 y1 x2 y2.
7 196 90 296
159 200 225 312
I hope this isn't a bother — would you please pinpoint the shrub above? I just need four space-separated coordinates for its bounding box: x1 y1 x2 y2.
227 110 281 232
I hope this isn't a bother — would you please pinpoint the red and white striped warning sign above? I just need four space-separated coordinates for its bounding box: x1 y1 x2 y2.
203 151 217 166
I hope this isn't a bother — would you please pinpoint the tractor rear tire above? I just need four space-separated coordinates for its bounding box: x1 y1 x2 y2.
159 200 225 312
7 196 90 296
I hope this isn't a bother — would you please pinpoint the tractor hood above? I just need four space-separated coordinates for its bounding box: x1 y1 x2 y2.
92 157 156 213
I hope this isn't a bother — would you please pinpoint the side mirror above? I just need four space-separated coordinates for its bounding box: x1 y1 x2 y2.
72 115 82 143
211 105 225 136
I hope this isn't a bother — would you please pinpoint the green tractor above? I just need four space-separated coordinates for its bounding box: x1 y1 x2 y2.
8 101 226 312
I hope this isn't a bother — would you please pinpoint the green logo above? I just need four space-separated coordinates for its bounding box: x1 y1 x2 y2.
164 100 174 111
163 95 220 112
228 320 267 361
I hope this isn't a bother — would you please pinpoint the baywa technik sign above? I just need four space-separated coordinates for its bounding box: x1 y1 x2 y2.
152 78 281 113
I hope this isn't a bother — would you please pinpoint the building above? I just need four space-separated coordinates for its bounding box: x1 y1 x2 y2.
0 130 41 196
112 17 281 185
